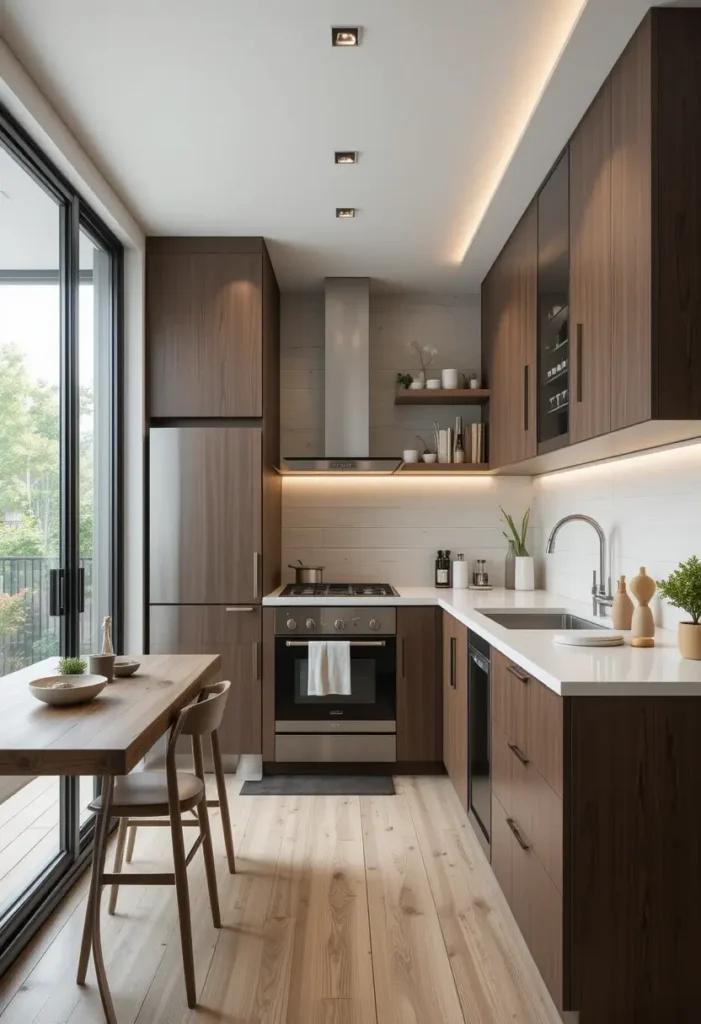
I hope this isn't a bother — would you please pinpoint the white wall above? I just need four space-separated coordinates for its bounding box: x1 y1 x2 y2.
282 475 535 587
534 442 701 627
0 38 146 651
281 290 536 587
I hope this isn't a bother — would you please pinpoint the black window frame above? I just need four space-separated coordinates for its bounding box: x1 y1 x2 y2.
0 101 124 974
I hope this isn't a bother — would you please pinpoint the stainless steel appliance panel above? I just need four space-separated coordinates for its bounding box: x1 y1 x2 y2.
275 733 396 762
150 427 262 604
275 607 396 635
276 720 396 734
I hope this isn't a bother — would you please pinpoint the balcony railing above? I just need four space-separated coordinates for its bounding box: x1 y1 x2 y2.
0 557 93 675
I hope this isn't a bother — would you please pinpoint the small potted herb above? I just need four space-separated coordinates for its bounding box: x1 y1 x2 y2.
396 372 413 390
657 556 701 659
501 507 533 591
57 656 87 676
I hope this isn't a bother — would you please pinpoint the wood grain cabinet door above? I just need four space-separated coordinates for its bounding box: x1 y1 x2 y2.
147 252 262 417
441 613 468 810
150 427 262 604
610 15 653 431
396 607 442 762
570 79 613 443
149 605 262 754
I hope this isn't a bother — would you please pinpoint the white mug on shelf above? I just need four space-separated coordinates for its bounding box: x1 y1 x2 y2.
441 368 459 390
402 449 419 463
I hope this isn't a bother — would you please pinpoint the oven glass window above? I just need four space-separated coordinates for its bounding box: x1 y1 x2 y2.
294 657 376 704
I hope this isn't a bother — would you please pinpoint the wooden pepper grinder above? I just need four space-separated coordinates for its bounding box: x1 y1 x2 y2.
611 576 634 630
629 567 656 647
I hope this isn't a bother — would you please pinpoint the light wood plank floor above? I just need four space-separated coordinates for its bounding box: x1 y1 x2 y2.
0 776 562 1024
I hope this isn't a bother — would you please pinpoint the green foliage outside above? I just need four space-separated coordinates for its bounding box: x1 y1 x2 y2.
658 556 701 625
0 342 93 558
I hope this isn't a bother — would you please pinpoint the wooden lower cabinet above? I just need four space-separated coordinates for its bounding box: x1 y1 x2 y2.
396 607 442 762
442 612 468 809
149 604 262 755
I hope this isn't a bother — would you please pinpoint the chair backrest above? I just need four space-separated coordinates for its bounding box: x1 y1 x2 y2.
178 680 231 738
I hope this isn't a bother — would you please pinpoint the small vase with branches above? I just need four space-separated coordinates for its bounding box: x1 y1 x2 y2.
407 341 438 386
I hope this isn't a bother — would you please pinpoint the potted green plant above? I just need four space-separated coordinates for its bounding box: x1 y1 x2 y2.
395 372 413 390
657 556 701 659
501 507 533 591
57 656 87 676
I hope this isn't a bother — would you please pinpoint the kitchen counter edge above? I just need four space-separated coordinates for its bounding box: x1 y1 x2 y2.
263 586 701 697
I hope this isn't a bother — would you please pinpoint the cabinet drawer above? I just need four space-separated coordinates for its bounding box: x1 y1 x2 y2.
492 792 563 1009
492 720 563 892
510 814 563 1008
491 648 563 798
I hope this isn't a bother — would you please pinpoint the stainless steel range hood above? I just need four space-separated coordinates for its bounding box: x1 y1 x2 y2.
280 278 401 474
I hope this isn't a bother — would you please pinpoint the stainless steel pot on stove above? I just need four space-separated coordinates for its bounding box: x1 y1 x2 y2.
288 559 325 585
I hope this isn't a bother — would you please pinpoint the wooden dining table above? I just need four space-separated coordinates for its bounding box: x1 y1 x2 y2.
0 653 221 1023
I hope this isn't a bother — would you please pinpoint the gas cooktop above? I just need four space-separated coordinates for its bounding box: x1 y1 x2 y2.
280 583 398 598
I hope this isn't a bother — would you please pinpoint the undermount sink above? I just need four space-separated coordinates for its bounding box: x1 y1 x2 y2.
482 611 606 631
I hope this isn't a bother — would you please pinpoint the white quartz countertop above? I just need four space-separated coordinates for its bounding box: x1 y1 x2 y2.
263 585 701 697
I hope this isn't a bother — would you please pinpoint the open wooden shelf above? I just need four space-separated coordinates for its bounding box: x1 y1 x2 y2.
394 388 490 406
398 462 491 474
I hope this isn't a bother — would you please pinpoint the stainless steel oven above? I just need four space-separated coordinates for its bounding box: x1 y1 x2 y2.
274 607 397 762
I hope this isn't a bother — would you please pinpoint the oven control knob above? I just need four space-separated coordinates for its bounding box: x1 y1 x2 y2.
305 618 316 630
369 618 380 631
286 618 297 630
334 618 345 631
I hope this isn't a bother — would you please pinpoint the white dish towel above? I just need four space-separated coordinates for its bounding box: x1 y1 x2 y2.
307 641 352 697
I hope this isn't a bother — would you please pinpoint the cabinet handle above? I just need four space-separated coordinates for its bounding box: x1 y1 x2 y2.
508 742 530 766
450 636 456 689
253 551 260 600
252 641 261 682
576 323 583 403
226 606 254 612
507 817 530 851
523 364 529 432
506 664 530 684
401 637 406 679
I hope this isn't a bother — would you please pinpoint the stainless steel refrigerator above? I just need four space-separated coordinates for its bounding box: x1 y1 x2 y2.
148 426 264 755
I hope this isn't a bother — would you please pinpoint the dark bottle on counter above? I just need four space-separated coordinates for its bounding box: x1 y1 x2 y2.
435 550 451 588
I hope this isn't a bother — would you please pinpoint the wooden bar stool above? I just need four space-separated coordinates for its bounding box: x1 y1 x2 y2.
123 685 236 875
84 679 232 1009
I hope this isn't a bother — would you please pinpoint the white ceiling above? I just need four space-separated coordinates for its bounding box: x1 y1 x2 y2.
1 0 655 292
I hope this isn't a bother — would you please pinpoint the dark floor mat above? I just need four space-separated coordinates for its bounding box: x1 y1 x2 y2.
240 775 395 796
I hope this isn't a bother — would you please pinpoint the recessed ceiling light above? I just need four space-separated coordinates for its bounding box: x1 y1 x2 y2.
336 208 356 219
332 27 360 47
335 151 358 165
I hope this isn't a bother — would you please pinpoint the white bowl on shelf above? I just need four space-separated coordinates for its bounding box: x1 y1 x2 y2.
29 674 108 707
422 453 438 463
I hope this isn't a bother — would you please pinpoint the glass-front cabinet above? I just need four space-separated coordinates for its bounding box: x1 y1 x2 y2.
537 151 570 451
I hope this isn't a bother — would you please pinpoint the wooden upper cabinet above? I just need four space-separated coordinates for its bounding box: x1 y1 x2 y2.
610 16 652 431
147 243 263 418
396 607 442 762
570 80 612 443
484 201 537 470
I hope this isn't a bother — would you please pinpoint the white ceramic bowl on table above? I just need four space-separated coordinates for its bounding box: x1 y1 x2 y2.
113 659 140 678
29 674 108 707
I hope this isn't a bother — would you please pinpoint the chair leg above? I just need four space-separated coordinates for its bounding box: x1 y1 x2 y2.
197 797 221 928
108 819 128 915
169 804 197 1008
125 823 137 863
211 731 236 873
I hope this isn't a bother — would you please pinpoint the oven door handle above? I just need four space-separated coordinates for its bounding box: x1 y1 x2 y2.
285 640 387 647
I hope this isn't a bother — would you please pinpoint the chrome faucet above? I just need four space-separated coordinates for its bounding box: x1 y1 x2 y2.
545 514 614 617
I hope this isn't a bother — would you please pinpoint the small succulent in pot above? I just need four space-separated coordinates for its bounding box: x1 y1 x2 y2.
396 372 413 390
657 555 701 659
57 656 87 676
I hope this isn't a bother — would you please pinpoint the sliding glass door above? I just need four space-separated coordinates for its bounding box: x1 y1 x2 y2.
0 106 122 969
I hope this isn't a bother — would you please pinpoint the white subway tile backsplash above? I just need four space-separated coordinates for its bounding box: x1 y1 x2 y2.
534 442 701 628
